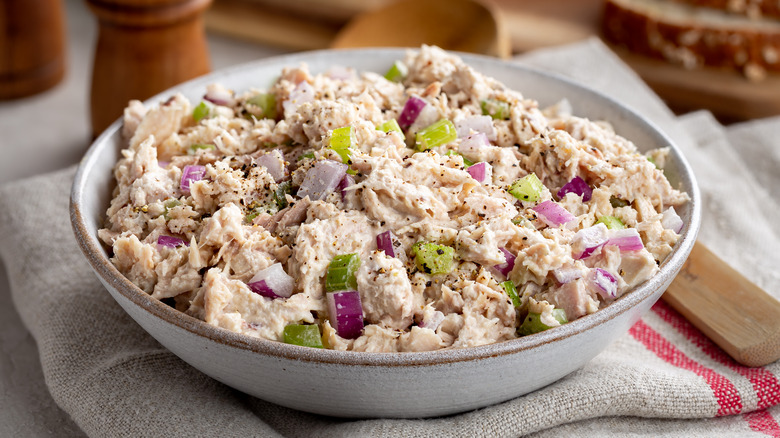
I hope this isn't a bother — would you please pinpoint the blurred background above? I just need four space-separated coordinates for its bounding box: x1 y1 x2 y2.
1 0 778 184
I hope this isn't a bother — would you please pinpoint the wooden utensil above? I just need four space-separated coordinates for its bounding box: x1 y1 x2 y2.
330 0 511 59
0 0 66 99
664 242 780 367
86 0 213 138
206 0 340 50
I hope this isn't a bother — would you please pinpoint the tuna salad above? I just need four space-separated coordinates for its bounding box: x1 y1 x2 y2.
99 46 689 352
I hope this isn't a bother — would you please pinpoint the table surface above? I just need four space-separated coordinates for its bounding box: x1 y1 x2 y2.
0 1 287 435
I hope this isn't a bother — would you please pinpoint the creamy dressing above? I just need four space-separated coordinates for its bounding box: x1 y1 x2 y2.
99 46 688 352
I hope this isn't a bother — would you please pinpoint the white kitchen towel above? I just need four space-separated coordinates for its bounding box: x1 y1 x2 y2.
0 38 778 437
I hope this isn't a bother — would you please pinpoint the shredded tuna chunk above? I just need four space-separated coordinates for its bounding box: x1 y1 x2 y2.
100 45 688 352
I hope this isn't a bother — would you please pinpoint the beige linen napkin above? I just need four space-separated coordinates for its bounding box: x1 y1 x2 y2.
1 39 779 437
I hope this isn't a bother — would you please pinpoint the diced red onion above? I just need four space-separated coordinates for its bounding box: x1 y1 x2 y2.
605 228 644 252
553 264 585 284
419 310 445 331
337 174 355 201
572 224 644 258
466 162 488 183
157 235 188 248
376 230 399 257
247 280 276 298
661 207 684 233
180 165 206 195
297 160 347 201
157 160 170 168
456 115 497 140
532 200 575 227
398 96 426 131
572 223 609 259
557 176 592 202
411 104 441 132
203 83 236 107
589 268 618 299
247 263 294 299
256 150 285 182
283 81 314 117
578 247 599 259
327 290 364 339
492 247 516 279
458 133 489 156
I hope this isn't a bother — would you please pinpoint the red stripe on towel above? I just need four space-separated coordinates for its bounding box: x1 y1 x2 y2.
652 301 780 410
629 319 743 416
745 410 780 437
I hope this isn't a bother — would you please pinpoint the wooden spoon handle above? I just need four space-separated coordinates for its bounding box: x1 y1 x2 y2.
663 241 780 367
329 0 511 59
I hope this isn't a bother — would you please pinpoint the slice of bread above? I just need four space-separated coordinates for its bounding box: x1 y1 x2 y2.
602 0 780 80
668 0 780 20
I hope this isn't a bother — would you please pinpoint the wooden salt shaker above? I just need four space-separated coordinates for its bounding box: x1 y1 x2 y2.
86 0 212 138
0 0 67 99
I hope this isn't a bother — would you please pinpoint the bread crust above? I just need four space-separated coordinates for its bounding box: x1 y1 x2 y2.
602 0 780 79
669 0 780 19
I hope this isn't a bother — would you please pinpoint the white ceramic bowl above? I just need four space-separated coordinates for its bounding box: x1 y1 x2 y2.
70 48 701 418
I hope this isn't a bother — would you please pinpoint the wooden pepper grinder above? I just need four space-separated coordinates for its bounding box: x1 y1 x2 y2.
86 0 212 138
0 0 67 99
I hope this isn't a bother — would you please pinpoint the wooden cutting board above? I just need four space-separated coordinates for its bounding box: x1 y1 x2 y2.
205 0 780 121
610 47 780 122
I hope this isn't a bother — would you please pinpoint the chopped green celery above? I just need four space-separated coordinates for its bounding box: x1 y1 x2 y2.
481 99 511 120
246 93 277 119
518 309 568 336
330 126 354 150
378 118 402 134
162 199 181 220
511 214 537 229
298 152 315 161
331 147 352 164
508 173 544 202
244 203 278 223
282 324 323 348
646 156 660 169
187 143 215 155
553 309 568 324
245 210 261 223
384 60 408 82
192 101 211 122
412 242 455 275
500 281 521 308
328 147 356 175
445 150 474 167
273 181 291 209
596 215 626 230
511 216 526 225
609 196 630 208
329 126 356 171
325 253 360 292
415 119 457 151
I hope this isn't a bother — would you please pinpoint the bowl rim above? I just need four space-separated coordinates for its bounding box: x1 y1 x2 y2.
70 47 701 367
